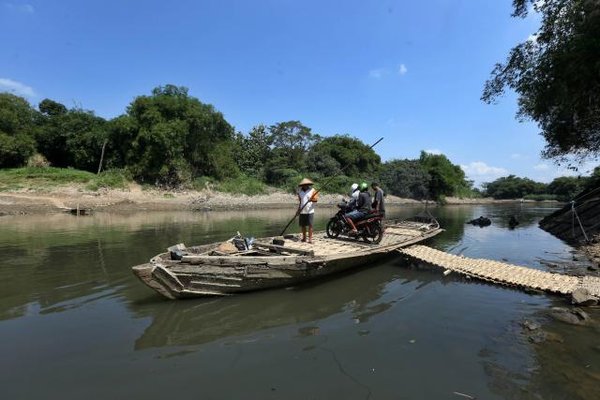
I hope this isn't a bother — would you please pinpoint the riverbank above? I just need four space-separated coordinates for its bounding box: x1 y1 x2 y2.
0 185 560 216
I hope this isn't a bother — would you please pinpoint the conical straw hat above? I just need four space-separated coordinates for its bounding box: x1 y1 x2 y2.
298 178 314 186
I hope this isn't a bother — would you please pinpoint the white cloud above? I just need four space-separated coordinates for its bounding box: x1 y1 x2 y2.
398 64 408 75
424 149 442 155
368 68 387 79
461 161 508 183
510 153 523 159
533 163 549 171
3 3 34 13
0 78 36 97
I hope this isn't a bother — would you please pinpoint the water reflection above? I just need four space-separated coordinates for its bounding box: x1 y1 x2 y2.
134 260 439 350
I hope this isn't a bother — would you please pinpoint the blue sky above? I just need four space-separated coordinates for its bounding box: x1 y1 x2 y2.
1 0 596 185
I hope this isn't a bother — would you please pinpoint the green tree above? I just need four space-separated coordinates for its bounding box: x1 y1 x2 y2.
268 121 319 171
0 93 37 168
380 159 431 199
108 85 237 185
263 121 319 185
419 151 470 199
547 176 586 201
308 135 381 177
235 124 273 177
484 175 547 199
482 0 600 160
36 99 108 171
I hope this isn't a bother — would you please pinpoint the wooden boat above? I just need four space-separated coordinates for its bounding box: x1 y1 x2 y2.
132 216 443 299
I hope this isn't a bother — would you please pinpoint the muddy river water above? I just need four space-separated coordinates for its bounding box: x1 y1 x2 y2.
1 204 599 399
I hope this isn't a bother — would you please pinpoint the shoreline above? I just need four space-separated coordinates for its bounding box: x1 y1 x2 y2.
0 186 561 216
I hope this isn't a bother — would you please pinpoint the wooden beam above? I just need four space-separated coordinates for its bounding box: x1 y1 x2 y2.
253 242 314 256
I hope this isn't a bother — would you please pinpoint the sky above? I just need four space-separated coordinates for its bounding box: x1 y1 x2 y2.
1 0 597 186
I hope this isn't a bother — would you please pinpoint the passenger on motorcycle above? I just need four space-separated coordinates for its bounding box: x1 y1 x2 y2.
347 183 359 211
344 182 372 233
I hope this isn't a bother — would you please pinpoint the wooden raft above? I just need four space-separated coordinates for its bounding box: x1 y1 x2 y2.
401 245 600 298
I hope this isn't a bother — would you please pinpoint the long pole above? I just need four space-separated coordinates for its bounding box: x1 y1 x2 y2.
279 137 384 236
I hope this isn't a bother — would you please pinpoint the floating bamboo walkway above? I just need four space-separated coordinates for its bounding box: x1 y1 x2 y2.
401 245 600 298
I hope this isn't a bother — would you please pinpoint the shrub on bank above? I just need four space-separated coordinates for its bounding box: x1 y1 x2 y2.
86 170 131 191
0 167 132 192
0 167 94 191
215 175 267 196
523 194 558 201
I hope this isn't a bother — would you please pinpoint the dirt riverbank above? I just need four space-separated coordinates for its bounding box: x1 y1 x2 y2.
0 185 555 216
0 185 423 215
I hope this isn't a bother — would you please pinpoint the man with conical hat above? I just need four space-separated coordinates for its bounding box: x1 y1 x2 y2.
297 177 317 243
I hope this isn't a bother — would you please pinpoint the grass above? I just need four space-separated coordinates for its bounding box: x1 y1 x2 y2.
0 167 131 192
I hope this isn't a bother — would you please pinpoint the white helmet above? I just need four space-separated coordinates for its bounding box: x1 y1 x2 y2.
351 183 359 192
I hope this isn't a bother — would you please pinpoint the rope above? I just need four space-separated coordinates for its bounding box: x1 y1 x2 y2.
571 201 590 242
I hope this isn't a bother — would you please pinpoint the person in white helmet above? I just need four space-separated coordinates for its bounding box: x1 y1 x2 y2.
347 183 360 211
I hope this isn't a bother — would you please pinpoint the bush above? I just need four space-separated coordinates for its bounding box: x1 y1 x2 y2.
0 167 94 191
215 175 267 196
192 176 214 191
86 170 131 191
523 194 558 201
27 153 50 168
265 167 300 186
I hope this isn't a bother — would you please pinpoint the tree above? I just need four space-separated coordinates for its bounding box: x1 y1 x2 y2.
235 124 273 177
108 85 237 185
0 93 37 168
419 151 470 199
308 135 381 177
483 175 547 199
547 176 586 201
268 121 319 171
380 159 431 199
38 99 67 117
482 0 600 161
36 99 108 171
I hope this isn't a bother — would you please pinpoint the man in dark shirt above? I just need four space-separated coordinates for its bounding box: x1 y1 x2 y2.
344 182 372 233
371 182 385 217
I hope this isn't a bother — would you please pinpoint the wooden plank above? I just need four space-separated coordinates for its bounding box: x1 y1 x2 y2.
253 242 314 256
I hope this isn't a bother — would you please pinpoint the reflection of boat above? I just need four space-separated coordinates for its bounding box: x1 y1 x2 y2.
132 216 442 299
134 260 439 350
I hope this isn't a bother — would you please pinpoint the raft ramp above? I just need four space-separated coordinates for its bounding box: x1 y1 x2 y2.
401 245 600 298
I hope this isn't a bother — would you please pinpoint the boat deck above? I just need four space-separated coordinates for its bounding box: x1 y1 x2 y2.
255 222 442 258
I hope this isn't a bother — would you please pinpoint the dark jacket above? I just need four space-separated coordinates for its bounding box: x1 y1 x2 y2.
357 191 372 213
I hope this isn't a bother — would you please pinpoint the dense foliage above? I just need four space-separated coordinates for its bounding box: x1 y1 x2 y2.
0 93 37 168
483 175 547 199
107 85 237 186
483 173 595 201
483 0 600 161
36 100 108 172
4 84 593 200
379 159 431 199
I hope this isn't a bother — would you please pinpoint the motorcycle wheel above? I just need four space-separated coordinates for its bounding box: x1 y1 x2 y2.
363 224 383 244
326 219 341 238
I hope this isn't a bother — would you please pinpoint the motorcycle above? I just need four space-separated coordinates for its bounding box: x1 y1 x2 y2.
326 200 384 243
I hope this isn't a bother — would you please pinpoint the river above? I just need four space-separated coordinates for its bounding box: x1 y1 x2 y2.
1 204 599 399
